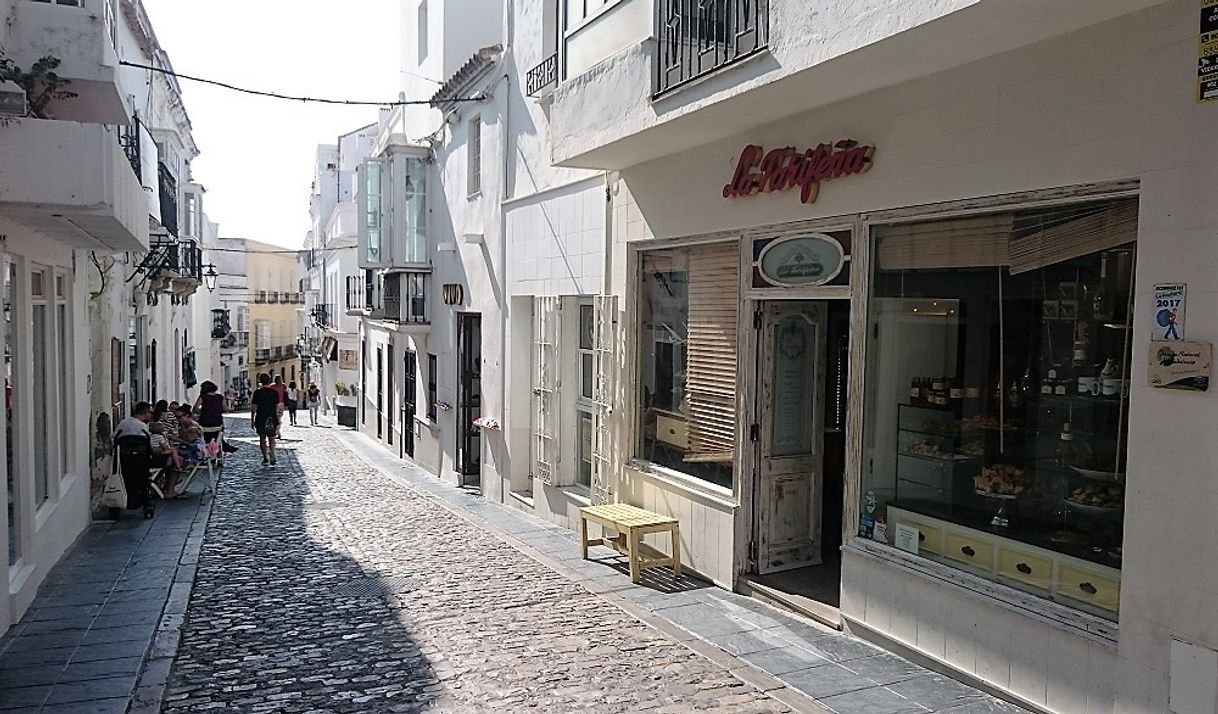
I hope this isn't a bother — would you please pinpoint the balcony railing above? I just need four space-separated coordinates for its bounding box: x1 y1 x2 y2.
158 161 178 236
312 303 331 329
147 238 202 283
526 53 558 97
656 0 768 96
255 347 271 364
118 118 140 180
382 271 428 325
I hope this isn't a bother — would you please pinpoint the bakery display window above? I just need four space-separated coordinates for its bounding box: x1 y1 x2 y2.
638 243 739 489
859 199 1136 618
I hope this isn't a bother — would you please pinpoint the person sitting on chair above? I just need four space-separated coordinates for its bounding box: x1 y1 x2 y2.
149 422 184 498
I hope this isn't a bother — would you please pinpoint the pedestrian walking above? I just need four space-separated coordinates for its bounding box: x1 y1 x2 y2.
271 375 287 437
306 383 321 426
251 373 280 465
286 381 305 426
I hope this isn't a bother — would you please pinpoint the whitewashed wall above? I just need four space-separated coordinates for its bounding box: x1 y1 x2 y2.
608 4 1218 712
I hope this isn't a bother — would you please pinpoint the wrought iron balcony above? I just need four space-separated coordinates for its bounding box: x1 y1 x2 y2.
312 303 331 329
118 118 141 180
255 347 271 364
526 53 558 97
656 0 768 96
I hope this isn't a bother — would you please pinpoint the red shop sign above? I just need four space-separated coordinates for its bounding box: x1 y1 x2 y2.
723 140 875 205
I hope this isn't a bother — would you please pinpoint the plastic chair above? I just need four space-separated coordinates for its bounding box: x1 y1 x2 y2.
178 442 218 495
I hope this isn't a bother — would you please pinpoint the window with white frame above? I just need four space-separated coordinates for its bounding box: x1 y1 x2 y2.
184 192 198 237
364 160 384 262
30 266 50 506
6 258 21 565
55 272 70 478
417 0 429 63
467 116 481 197
575 302 595 488
255 320 271 350
564 0 610 29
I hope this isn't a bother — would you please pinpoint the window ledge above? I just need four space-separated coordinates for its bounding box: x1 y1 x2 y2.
564 485 593 507
627 458 738 510
843 539 1119 648
414 415 439 431
509 490 535 509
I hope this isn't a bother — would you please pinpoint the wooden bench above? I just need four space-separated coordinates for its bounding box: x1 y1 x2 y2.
578 504 681 583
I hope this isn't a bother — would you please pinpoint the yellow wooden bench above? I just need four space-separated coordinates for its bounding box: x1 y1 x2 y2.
578 504 681 583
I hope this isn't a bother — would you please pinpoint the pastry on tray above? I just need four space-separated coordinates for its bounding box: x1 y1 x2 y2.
974 463 1034 496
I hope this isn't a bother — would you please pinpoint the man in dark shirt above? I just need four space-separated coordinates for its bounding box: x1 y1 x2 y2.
250 373 281 465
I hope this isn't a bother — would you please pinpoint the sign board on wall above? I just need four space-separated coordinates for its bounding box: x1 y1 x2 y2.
1149 341 1211 391
758 234 846 287
723 141 876 206
1200 0 1218 102
338 349 358 371
1153 283 1187 341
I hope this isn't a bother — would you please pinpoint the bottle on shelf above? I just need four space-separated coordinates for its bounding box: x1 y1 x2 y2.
1093 253 1113 322
1019 366 1035 406
1041 365 1055 396
1055 422 1091 469
1100 358 1119 398
1047 360 1066 394
949 378 964 404
910 377 922 404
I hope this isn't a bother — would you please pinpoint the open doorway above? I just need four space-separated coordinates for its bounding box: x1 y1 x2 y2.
456 312 482 487
744 299 849 627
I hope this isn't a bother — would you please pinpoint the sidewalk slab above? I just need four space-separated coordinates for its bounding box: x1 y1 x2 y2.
0 483 211 714
336 425 1031 714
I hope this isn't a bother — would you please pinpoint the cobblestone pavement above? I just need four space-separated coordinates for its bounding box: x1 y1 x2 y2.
160 422 795 713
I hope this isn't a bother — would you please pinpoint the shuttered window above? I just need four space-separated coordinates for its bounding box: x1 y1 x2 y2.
639 244 737 489
591 295 618 505
531 297 560 487
685 244 739 464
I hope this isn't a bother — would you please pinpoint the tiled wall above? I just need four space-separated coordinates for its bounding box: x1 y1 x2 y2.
506 181 606 297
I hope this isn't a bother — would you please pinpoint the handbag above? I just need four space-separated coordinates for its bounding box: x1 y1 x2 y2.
101 471 128 509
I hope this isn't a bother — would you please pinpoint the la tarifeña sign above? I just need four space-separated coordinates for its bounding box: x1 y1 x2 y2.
723 141 876 205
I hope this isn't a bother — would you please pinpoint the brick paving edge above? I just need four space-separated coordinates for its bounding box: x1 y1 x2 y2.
333 430 831 714
126 490 215 714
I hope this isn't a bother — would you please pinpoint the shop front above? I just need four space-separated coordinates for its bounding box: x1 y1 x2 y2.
612 4 1218 711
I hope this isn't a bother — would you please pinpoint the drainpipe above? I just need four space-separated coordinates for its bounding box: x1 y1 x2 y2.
497 0 514 503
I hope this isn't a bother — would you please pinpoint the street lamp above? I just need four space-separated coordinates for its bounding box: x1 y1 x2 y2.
202 263 218 292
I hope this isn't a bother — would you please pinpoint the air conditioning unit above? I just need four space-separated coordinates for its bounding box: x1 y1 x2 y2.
0 81 26 117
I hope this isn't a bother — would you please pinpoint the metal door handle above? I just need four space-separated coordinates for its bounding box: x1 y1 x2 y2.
1016 563 1032 575
1079 582 1097 595
961 546 976 557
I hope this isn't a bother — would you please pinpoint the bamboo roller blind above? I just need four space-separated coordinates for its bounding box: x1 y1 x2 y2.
685 243 739 464
877 201 1137 273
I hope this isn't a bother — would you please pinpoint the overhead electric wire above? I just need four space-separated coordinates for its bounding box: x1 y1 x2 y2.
118 60 482 106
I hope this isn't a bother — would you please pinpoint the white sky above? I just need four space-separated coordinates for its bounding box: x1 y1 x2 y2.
144 0 402 248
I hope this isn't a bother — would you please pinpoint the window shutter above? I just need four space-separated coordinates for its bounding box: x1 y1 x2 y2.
531 297 560 487
685 243 739 464
591 295 618 505
876 214 1014 271
1008 201 1137 275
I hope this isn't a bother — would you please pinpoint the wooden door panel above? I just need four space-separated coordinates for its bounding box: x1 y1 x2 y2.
757 301 827 574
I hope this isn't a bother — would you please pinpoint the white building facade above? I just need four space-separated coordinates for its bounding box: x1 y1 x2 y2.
0 0 220 634
525 1 1218 713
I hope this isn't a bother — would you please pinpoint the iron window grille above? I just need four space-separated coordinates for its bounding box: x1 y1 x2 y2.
656 0 768 96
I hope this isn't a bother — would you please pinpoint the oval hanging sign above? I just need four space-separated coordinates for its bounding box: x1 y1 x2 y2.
758 234 844 287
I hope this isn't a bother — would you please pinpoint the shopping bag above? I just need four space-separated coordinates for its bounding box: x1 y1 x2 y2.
206 441 221 457
101 471 128 509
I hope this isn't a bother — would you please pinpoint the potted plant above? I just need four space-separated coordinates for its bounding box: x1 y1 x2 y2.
334 381 358 428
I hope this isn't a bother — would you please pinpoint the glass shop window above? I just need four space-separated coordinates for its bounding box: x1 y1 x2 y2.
638 242 738 489
860 198 1137 619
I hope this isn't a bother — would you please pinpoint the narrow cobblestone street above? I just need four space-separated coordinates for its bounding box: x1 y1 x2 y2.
160 422 794 713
